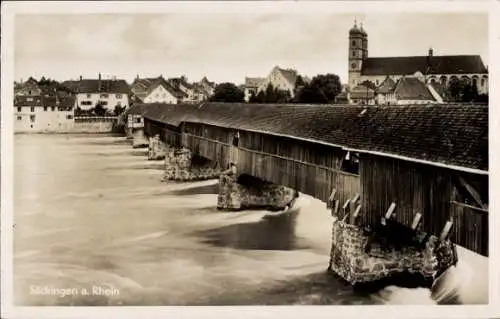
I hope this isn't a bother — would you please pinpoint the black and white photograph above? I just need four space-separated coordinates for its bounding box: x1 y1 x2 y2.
1 1 498 318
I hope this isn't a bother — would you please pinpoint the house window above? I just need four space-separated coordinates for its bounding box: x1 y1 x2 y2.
100 93 109 98
481 79 485 86
16 116 22 121
30 107 35 112
116 94 122 99
66 114 73 120
136 118 141 123
81 101 92 106
17 107 21 112
100 101 108 106
352 40 356 47
352 51 356 57
30 115 36 122
27 97 33 102
87 94 92 98
51 107 56 111
43 107 48 111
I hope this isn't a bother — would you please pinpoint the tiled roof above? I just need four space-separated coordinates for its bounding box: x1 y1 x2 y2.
72 79 130 94
169 77 193 90
147 78 185 99
142 103 200 127
394 77 435 101
277 68 298 85
141 102 488 171
361 55 488 76
14 95 43 107
245 77 265 88
350 84 375 99
14 95 75 110
375 76 396 94
429 82 448 101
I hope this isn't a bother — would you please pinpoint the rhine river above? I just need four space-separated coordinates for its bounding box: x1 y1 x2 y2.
13 134 488 306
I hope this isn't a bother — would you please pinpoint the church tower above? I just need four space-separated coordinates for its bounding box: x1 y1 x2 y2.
348 20 367 88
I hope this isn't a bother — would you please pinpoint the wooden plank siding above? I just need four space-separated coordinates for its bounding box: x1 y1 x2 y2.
236 147 359 204
184 134 232 169
360 153 488 256
144 118 182 147
450 201 488 256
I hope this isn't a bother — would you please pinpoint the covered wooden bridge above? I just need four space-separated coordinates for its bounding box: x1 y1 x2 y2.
126 102 489 256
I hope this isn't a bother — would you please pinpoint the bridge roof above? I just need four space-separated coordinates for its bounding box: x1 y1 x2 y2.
140 102 488 174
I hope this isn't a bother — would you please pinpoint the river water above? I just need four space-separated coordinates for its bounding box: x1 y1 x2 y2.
13 134 488 306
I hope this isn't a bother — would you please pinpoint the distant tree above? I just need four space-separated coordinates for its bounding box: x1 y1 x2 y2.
447 78 462 102
93 103 107 117
447 79 481 103
360 80 377 90
310 74 342 102
293 73 342 104
476 93 489 104
294 83 328 103
210 82 245 103
113 105 125 116
75 106 83 116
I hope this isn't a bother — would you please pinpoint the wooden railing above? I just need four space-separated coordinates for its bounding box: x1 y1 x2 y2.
450 201 488 256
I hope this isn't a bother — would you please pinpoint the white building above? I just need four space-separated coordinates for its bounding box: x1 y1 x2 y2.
143 78 184 104
243 66 299 101
62 74 130 111
14 95 76 133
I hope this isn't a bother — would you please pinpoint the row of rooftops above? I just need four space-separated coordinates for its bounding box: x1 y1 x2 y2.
341 76 444 101
14 95 76 110
124 102 488 173
359 55 488 76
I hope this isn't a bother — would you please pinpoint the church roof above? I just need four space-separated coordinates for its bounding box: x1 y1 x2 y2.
361 55 487 76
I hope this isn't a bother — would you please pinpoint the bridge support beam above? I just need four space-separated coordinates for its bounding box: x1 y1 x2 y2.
148 135 166 161
131 128 149 149
328 204 458 287
217 168 297 211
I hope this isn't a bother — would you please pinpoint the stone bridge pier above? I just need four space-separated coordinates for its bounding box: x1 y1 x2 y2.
327 198 458 288
148 134 167 160
217 166 297 212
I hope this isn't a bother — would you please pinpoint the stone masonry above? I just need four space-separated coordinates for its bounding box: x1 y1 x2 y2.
162 147 223 182
329 218 457 286
217 168 297 211
148 135 166 161
132 129 149 149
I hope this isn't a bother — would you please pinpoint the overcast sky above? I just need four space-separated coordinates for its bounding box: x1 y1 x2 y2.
14 12 488 84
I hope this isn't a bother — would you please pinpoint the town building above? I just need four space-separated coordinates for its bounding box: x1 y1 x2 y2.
243 66 300 101
199 76 216 96
347 21 489 95
15 77 41 96
14 94 76 132
243 77 265 102
130 76 185 104
62 74 130 111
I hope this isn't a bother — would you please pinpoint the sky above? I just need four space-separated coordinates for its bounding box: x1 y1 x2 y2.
14 12 488 85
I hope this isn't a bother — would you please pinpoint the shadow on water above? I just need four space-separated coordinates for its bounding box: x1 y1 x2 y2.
199 271 376 305
194 210 310 251
168 183 219 196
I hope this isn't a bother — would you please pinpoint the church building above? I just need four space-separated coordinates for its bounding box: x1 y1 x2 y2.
347 21 489 95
